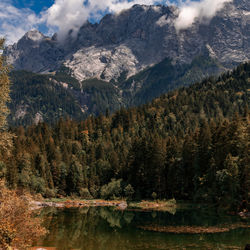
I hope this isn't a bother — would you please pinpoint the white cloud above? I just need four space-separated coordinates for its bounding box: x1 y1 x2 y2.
0 1 41 44
175 0 233 31
43 0 89 40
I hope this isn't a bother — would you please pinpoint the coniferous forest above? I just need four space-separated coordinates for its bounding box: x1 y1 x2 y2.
1 62 249 211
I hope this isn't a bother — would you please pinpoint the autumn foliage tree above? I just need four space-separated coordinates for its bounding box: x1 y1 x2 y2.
0 39 12 153
0 182 47 249
0 39 46 250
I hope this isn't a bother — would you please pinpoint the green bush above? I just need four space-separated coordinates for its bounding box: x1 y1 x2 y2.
124 184 135 200
79 188 93 199
45 188 57 198
101 179 122 200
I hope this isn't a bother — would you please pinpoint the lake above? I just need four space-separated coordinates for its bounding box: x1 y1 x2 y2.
34 204 250 250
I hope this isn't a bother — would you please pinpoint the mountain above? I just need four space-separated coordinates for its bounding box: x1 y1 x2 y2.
5 0 250 80
4 0 250 125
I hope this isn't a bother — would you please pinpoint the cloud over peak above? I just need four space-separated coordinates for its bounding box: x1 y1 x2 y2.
175 0 233 31
0 1 41 44
45 0 168 39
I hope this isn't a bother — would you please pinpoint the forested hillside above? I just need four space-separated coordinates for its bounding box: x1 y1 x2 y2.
122 56 223 106
9 56 222 126
2 62 249 210
9 71 84 125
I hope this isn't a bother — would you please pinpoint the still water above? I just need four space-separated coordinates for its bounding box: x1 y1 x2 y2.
36 205 250 250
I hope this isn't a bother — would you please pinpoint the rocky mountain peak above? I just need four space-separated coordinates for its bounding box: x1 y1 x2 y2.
23 30 45 42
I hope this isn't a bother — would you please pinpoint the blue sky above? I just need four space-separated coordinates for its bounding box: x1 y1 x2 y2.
11 0 54 13
0 0 232 44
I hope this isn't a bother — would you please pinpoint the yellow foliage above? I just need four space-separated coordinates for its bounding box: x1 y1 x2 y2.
0 181 47 249
0 39 13 155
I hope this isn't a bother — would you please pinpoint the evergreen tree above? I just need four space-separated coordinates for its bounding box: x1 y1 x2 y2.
0 39 12 154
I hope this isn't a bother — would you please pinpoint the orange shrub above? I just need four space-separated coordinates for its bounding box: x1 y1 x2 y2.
0 181 47 249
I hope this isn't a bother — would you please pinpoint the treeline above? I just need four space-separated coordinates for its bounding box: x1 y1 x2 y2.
1 62 249 210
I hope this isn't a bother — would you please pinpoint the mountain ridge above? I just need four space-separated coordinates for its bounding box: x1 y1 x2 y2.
5 0 250 82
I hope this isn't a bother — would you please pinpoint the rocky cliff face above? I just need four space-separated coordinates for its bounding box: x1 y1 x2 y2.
5 0 250 82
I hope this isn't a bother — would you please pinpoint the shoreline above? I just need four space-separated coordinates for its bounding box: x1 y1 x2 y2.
30 199 249 218
30 199 128 210
30 199 177 212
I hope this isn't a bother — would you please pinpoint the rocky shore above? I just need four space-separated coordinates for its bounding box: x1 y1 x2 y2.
30 200 128 210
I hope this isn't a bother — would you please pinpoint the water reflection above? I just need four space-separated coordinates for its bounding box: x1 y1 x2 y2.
37 206 250 250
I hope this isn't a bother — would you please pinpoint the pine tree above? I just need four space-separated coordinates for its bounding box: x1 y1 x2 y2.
0 39 12 154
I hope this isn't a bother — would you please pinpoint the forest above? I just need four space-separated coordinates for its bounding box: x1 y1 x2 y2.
1 62 249 211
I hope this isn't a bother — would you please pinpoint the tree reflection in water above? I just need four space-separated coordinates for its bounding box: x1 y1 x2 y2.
37 207 250 250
